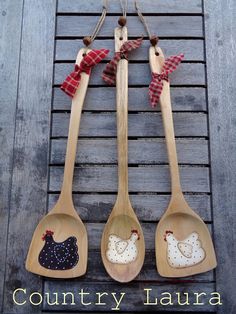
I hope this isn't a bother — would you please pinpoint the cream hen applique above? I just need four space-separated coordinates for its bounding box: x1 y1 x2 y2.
106 230 139 264
164 231 205 268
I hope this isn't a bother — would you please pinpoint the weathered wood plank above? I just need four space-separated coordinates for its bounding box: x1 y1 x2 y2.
51 113 208 137
3 1 56 313
0 0 23 311
49 166 210 193
204 0 236 313
50 138 209 165
53 87 207 112
54 63 206 86
58 0 202 14
56 16 203 38
48 193 212 221
43 281 215 312
55 39 204 61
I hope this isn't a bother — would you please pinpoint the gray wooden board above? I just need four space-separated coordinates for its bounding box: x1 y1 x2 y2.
56 16 203 38
49 166 210 193
58 0 202 14
48 193 212 222
53 87 207 112
0 0 23 312
55 39 204 61
54 63 206 86
2 0 56 313
51 112 208 137
50 138 209 165
43 282 215 312
204 0 236 313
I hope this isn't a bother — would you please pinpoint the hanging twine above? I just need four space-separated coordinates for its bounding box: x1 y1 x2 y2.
118 0 128 27
83 0 108 47
134 0 159 50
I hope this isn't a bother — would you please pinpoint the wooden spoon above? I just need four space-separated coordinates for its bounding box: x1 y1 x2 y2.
101 27 145 282
26 48 90 278
150 46 217 277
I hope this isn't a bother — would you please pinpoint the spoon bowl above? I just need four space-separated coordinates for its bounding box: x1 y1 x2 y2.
26 211 87 278
101 213 145 282
156 209 216 277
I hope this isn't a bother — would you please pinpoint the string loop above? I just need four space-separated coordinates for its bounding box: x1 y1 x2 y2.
83 0 108 47
118 0 128 27
134 0 159 50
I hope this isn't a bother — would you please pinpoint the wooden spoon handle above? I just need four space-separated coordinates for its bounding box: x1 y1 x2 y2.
149 46 182 196
59 48 91 205
115 27 130 202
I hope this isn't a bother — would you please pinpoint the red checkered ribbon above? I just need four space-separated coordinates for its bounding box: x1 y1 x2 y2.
149 54 184 107
102 38 143 85
61 49 109 97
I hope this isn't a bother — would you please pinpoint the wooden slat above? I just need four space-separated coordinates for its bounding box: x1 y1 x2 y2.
56 16 203 38
0 0 23 312
54 63 206 86
48 194 212 221
53 87 207 112
43 281 215 312
50 139 209 165
204 0 236 313
49 166 210 193
51 112 208 137
58 0 202 14
3 1 56 313
55 39 204 61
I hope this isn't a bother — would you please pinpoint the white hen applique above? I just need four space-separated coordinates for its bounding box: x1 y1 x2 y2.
106 230 139 264
164 231 205 268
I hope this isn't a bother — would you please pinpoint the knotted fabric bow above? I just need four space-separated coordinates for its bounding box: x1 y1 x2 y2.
102 38 143 85
149 54 184 107
61 49 109 98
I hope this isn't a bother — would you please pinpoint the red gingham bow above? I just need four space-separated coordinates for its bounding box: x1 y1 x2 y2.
102 38 143 85
149 53 184 107
61 49 109 98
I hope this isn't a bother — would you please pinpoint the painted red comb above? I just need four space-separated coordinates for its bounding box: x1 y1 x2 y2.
131 229 140 240
165 230 173 234
42 230 54 241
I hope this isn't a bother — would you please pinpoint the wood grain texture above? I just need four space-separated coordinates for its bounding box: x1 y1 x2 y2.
3 0 56 313
43 281 215 312
55 39 204 61
58 0 202 14
51 112 208 137
49 166 210 193
0 0 23 312
53 87 207 111
50 138 209 165
204 0 236 313
48 193 212 222
54 63 206 86
56 16 203 38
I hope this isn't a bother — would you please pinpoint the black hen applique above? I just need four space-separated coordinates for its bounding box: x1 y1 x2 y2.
38 230 79 270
